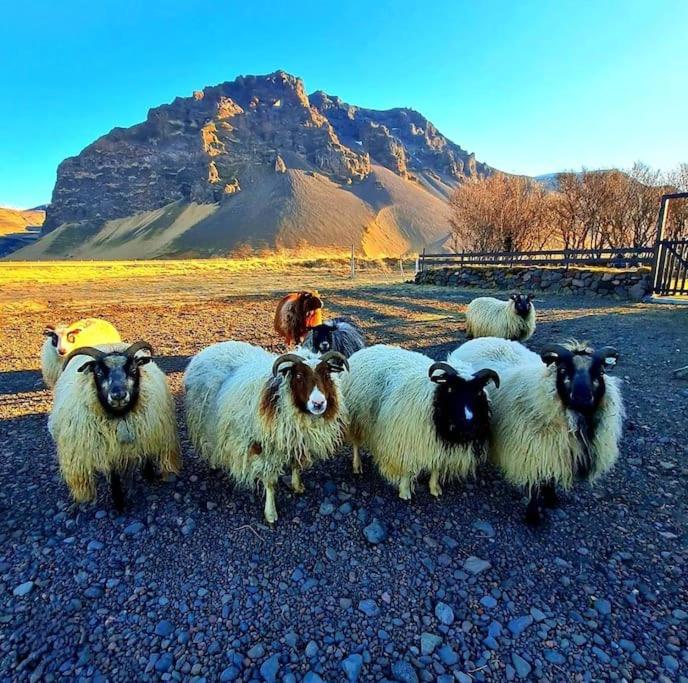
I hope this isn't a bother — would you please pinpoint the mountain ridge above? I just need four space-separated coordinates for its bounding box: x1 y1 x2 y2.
17 71 492 260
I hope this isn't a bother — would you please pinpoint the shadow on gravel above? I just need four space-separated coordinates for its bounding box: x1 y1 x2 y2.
0 369 43 395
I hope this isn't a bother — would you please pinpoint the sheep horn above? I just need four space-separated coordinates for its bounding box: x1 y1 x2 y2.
272 353 306 376
594 346 619 368
473 368 500 388
125 341 154 358
320 351 349 372
428 361 458 381
62 346 105 370
539 344 572 365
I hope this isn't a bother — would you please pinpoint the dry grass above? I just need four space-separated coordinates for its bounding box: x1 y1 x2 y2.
0 256 416 314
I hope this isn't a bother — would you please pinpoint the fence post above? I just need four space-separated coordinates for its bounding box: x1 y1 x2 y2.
399 259 404 277
651 195 669 294
350 244 355 280
415 256 419 274
421 247 426 272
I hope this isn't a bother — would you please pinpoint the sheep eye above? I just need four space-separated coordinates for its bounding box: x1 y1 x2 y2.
67 332 77 343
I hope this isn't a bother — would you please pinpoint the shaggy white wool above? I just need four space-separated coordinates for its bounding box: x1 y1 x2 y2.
49 343 180 502
465 297 536 341
341 345 482 491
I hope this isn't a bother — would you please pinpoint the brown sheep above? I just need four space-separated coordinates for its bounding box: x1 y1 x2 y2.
274 291 324 345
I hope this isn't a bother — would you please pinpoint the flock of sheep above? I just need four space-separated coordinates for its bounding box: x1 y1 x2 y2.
41 290 624 527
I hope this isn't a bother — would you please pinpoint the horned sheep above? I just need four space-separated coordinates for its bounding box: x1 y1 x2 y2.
340 345 499 500
465 294 535 341
449 337 624 525
41 317 122 388
301 317 366 358
183 341 349 524
48 342 181 510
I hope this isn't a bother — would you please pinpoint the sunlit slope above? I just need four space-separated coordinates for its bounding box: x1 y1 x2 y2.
11 166 453 259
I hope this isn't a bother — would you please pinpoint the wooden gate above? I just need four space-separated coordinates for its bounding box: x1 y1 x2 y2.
653 239 688 295
651 192 688 296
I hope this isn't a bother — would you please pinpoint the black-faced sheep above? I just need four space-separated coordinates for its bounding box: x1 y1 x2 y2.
449 338 624 525
465 294 535 341
183 341 348 524
274 291 324 346
301 317 366 358
340 345 499 499
48 342 181 510
41 318 121 388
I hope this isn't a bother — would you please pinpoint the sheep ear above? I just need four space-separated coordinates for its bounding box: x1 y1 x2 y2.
527 294 534 301
77 360 96 373
43 325 55 335
595 347 619 370
509 293 517 300
134 355 152 367
541 351 559 366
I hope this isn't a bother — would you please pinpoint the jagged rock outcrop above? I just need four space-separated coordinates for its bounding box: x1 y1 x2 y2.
44 72 371 232
28 70 494 259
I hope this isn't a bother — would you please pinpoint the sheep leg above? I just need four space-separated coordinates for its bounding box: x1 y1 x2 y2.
291 466 305 494
142 459 157 482
352 444 363 475
525 486 542 527
541 480 559 508
109 472 126 512
263 479 278 525
399 475 412 501
429 470 443 497
158 447 182 481
65 471 97 504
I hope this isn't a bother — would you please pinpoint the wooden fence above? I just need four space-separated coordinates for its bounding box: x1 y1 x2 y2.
417 246 655 272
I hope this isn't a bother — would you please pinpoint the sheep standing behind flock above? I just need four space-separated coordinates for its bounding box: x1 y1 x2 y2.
41 289 625 527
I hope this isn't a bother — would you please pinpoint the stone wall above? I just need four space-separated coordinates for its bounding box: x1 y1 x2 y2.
415 265 652 301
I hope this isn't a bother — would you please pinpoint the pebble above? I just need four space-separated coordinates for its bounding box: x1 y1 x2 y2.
363 519 388 544
305 641 319 658
508 615 533 636
358 599 380 617
594 598 612 616
480 596 497 608
303 674 324 683
123 521 144 536
438 644 459 666
220 666 240 682
319 501 335 516
420 632 442 655
155 653 173 673
512 653 531 678
472 520 495 538
247 643 265 659
259 654 279 682
13 581 34 597
463 556 491 574
591 646 610 663
155 620 174 637
391 660 419 683
87 540 104 552
544 650 565 665
341 653 363 681
434 602 454 625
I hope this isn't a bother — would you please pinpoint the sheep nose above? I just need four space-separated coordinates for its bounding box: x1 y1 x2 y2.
319 342 330 351
310 399 326 413
110 388 128 401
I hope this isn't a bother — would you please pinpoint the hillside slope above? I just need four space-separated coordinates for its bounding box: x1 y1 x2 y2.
14 71 490 259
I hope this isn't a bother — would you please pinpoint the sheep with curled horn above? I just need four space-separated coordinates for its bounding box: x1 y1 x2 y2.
464 293 536 341
340 345 499 500
300 317 366 358
449 338 624 526
41 317 121 388
48 341 181 510
183 341 349 524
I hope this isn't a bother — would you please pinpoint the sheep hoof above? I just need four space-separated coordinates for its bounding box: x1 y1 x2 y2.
292 481 305 494
352 463 363 475
429 483 443 497
264 511 278 525
525 507 543 527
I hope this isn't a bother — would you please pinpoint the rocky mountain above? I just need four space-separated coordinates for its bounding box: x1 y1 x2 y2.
17 71 492 260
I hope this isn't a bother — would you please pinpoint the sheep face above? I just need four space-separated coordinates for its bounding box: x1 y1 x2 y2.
541 344 619 415
63 342 154 418
429 363 500 446
43 323 83 359
269 352 348 419
300 291 323 330
509 293 533 319
308 323 335 353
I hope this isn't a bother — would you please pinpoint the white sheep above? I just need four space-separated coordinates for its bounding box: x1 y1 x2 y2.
300 317 366 358
184 341 349 524
340 345 499 500
41 317 121 388
49 342 181 509
449 338 624 525
465 294 535 341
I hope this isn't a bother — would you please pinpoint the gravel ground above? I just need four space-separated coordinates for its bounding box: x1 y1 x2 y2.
1 278 687 682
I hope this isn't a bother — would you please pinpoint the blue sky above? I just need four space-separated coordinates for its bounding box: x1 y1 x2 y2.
1 0 686 208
